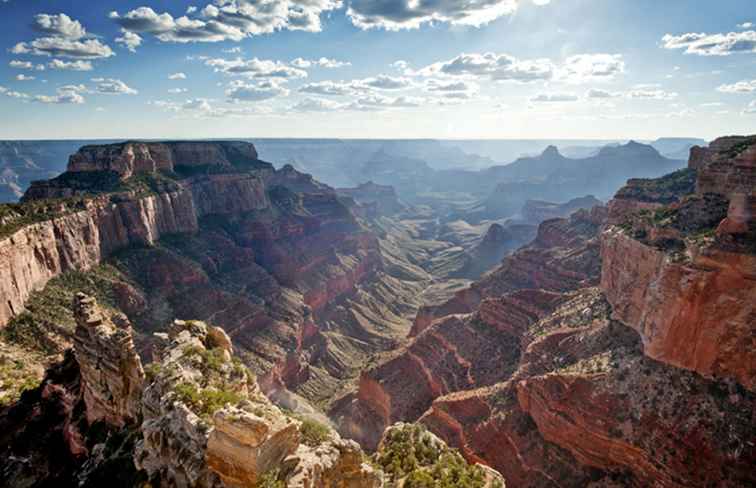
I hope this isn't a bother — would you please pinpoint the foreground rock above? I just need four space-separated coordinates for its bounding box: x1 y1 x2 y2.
2 293 503 487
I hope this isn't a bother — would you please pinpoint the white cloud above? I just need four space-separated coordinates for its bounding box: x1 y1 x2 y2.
169 88 189 94
530 93 579 102
32 13 86 39
116 30 143 52
111 2 342 44
205 57 307 79
586 88 621 98
626 88 678 100
34 85 86 104
16 74 35 81
91 78 139 95
662 30 756 56
291 57 351 68
558 54 624 83
291 97 348 112
717 79 756 93
414 52 554 83
299 81 355 96
425 79 478 92
169 72 187 80
225 79 289 102
392 60 409 70
11 37 114 59
9 60 33 69
347 0 520 30
358 75 412 90
223 46 242 54
298 75 412 96
48 59 93 71
744 100 756 114
738 22 753 30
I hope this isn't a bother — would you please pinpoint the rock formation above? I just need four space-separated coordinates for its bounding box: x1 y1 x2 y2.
73 293 144 428
2 292 503 487
601 135 756 391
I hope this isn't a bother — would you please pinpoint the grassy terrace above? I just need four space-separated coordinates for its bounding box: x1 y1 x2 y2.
613 168 696 204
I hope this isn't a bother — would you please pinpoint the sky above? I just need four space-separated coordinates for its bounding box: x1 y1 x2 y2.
0 0 754 140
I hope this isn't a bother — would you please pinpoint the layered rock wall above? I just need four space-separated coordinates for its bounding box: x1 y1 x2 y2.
73 293 144 427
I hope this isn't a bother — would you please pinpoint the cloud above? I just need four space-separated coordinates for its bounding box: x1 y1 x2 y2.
169 88 189 94
169 72 187 80
558 54 624 83
392 60 409 70
11 12 113 61
351 93 424 109
359 75 412 89
11 37 114 59
205 57 307 79
299 81 355 96
346 0 520 30
91 78 138 95
34 84 86 104
530 93 579 102
116 30 143 52
48 59 93 71
2 88 31 100
16 74 35 81
744 100 756 114
32 13 86 39
717 79 756 93
151 97 270 118
110 1 342 44
415 52 554 83
425 79 478 92
298 75 412 96
291 97 347 112
586 88 621 98
738 22 753 30
291 57 351 68
662 30 756 56
626 88 678 100
225 79 289 101
9 60 33 69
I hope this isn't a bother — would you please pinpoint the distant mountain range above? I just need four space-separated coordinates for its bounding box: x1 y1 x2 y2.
0 137 701 205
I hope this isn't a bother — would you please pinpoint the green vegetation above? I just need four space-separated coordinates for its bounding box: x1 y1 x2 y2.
721 136 756 158
615 168 696 204
254 469 285 488
1 265 125 354
297 417 332 447
0 196 90 239
0 356 41 406
374 424 501 488
173 381 245 420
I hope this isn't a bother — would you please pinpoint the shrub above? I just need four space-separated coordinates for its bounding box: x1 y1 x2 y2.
298 417 332 447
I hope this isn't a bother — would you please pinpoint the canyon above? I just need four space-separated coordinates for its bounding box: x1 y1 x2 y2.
0 135 753 487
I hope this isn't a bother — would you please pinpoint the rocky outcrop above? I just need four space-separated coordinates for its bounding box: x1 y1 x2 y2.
286 439 383 488
421 288 756 488
73 293 144 428
601 135 756 391
67 141 262 179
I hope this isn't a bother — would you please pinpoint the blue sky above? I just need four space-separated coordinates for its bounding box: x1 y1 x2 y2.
0 0 754 140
